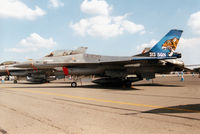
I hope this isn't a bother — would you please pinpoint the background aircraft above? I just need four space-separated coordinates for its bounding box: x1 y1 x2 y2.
0 60 57 83
12 29 186 87
0 47 88 83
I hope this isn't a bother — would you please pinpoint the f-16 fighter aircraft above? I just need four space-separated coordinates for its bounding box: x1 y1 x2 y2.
14 29 184 87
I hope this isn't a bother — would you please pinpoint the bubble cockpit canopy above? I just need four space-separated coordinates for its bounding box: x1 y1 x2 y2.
45 47 88 57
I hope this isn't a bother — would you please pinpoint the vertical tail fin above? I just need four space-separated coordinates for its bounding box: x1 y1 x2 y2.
150 29 183 57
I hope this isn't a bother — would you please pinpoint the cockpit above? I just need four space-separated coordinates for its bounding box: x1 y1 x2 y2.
45 47 88 57
45 50 72 57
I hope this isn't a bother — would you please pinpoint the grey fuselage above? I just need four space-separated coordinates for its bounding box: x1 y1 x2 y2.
21 53 184 79
1 53 184 83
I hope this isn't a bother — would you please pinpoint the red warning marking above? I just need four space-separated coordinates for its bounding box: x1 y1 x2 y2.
62 67 69 76
31 63 38 72
5 66 10 75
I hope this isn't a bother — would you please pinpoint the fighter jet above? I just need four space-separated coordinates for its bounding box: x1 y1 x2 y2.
14 29 185 87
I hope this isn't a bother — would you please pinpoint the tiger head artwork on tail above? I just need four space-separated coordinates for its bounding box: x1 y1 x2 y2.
162 37 179 56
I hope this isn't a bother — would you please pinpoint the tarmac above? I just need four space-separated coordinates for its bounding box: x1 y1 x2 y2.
0 75 200 134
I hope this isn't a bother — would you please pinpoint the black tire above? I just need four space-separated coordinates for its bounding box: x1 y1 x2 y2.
71 82 77 87
124 81 132 88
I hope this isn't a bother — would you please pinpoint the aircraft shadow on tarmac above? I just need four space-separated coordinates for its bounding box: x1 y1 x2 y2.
143 104 200 114
74 84 141 90
132 83 183 87
11 85 140 91
124 104 200 121
142 104 200 121
11 82 183 91
77 83 183 89
11 82 141 90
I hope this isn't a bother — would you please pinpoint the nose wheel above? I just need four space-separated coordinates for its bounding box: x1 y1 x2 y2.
71 82 77 87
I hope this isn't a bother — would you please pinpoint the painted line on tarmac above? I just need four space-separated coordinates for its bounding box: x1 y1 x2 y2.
8 88 200 113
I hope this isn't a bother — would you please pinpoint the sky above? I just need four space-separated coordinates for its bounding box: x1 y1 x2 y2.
0 0 200 65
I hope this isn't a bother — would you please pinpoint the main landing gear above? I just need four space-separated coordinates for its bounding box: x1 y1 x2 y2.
71 82 77 87
68 75 83 88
